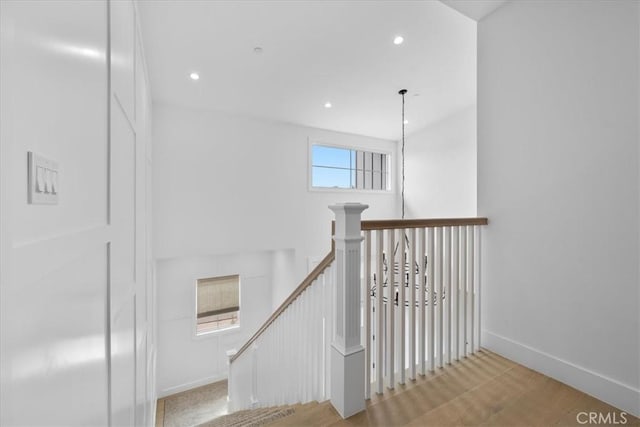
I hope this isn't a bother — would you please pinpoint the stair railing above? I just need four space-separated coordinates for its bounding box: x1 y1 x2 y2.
227 203 369 417
361 218 488 397
227 249 335 411
228 205 488 418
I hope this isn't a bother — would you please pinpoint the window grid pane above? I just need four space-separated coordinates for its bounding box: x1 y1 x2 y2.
312 144 389 190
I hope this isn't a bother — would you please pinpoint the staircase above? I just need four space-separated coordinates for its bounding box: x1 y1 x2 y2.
196 400 346 427
196 404 305 427
227 203 488 420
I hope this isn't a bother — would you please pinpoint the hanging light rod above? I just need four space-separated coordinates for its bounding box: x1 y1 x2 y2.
399 89 407 219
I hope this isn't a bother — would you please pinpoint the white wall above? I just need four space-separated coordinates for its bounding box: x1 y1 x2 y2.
155 251 273 397
403 105 477 218
478 0 639 416
153 103 399 288
152 104 399 393
0 1 155 425
271 249 297 311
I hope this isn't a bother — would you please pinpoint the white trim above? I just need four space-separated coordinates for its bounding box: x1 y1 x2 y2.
307 138 394 193
482 330 640 417
308 186 392 195
157 374 228 398
194 324 241 340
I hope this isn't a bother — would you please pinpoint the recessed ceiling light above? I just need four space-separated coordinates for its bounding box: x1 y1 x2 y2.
404 120 409 124
253 47 263 54
189 72 200 81
324 102 332 109
393 35 404 45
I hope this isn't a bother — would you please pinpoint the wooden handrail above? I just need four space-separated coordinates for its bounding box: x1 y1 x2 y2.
361 217 488 230
230 249 335 363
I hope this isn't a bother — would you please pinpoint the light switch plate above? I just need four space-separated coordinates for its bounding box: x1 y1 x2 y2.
28 151 59 205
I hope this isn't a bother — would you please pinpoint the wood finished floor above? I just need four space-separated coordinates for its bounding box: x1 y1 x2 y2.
156 350 638 427
269 350 639 427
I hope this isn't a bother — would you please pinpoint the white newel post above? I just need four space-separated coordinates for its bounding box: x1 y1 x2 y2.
226 349 237 411
329 202 368 419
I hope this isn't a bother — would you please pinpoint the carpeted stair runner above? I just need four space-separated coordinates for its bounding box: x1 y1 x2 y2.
196 406 298 427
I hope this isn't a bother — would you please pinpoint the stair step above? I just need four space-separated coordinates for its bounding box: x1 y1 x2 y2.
267 401 335 426
196 404 304 427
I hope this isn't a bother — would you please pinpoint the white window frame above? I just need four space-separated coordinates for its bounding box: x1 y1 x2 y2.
192 274 242 339
307 139 393 193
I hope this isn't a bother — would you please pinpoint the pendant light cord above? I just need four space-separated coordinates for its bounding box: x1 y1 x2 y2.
399 89 407 219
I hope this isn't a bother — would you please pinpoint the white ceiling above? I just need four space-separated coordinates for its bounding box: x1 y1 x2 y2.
138 1 477 141
440 0 509 21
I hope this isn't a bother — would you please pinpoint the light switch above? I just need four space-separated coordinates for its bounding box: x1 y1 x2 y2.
44 169 51 194
36 166 44 193
51 171 58 194
28 152 59 204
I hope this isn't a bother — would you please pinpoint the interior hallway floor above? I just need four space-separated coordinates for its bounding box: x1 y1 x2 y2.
156 350 639 427
156 380 229 427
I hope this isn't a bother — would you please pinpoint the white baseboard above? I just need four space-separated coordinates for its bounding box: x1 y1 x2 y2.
482 330 640 418
158 373 228 398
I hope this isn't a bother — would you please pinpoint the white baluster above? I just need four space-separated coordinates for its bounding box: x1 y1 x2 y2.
282 314 286 402
260 329 265 405
445 226 451 364
301 292 305 399
312 283 317 400
313 280 320 400
418 227 426 375
409 228 416 380
325 264 332 400
318 278 324 396
364 230 372 399
293 295 299 403
272 327 276 404
398 228 406 384
277 313 283 404
300 290 306 401
251 343 258 408
427 227 435 372
309 286 315 399
301 291 306 399
304 289 309 399
376 230 384 394
322 270 327 399
386 228 395 389
469 225 475 353
271 325 276 404
269 327 274 405
461 225 467 357
284 306 297 403
226 349 237 411
477 226 482 352
453 226 460 361
436 226 443 369
283 309 289 403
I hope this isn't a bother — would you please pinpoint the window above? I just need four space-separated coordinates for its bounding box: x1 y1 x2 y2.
311 144 389 190
196 275 240 335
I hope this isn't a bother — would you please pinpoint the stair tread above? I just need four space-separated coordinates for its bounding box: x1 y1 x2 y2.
197 403 312 427
266 401 335 426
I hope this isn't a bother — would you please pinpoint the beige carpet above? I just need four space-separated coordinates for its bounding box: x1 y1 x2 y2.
159 380 230 427
197 407 296 427
157 380 297 427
